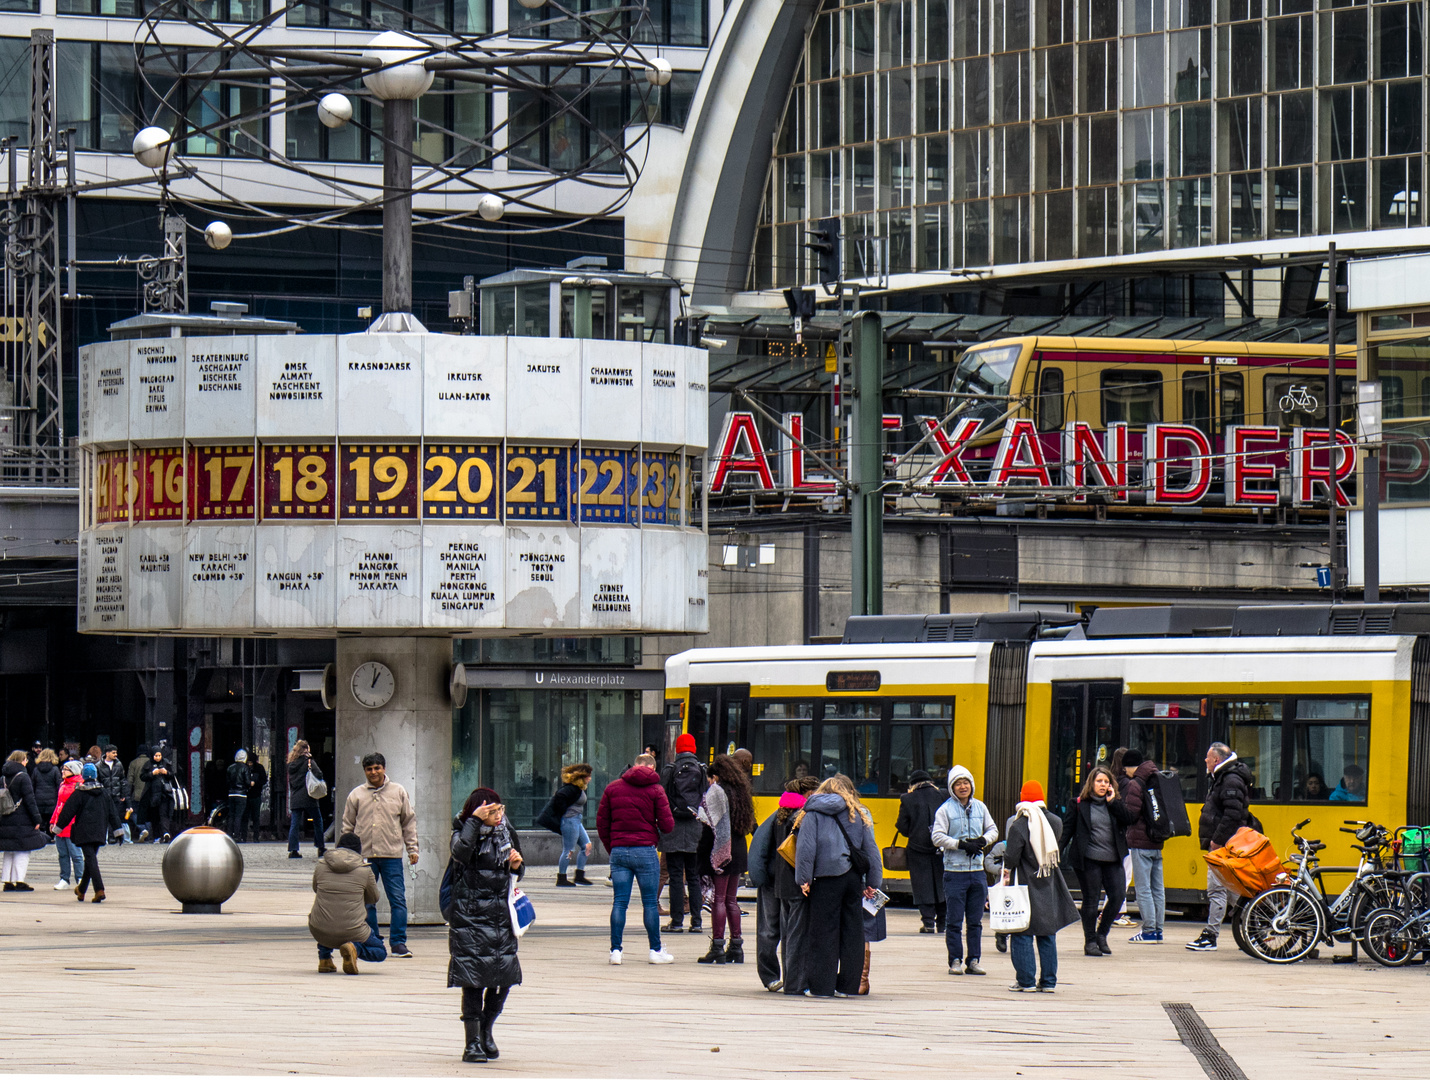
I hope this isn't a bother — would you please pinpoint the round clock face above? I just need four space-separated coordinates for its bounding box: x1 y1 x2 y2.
351 661 396 709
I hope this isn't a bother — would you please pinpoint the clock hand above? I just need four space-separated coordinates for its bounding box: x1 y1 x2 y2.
371 669 380 689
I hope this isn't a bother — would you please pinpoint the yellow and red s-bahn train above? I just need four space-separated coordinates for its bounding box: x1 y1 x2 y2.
664 604 1430 907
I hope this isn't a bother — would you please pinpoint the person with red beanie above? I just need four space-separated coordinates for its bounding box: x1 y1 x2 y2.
597 753 676 965
657 733 706 935
1002 780 1078 992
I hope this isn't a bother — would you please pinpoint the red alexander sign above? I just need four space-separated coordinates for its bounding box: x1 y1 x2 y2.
708 411 1357 507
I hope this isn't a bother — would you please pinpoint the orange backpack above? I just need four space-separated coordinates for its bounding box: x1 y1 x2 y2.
1204 826 1284 898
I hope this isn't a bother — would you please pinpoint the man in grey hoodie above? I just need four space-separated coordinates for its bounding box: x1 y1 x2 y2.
930 765 999 976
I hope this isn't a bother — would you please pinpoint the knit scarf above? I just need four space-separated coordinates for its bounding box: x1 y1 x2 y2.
697 781 732 872
1014 800 1059 877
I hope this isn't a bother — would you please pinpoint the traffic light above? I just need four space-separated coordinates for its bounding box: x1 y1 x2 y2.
807 217 841 287
782 287 816 320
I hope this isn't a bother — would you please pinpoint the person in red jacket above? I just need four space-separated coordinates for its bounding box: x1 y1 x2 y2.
596 753 675 966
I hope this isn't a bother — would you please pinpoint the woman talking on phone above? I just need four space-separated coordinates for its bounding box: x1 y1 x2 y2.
1059 765 1136 957
449 786 524 1065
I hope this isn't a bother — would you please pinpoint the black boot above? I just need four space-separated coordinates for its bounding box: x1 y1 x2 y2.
698 937 727 964
556 872 573 887
462 1019 487 1063
574 869 594 886
480 987 508 1060
725 938 744 964
1096 933 1111 955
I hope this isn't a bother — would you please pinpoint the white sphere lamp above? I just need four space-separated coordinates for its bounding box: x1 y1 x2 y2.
362 31 435 101
132 126 175 169
476 194 505 222
317 93 353 129
203 221 233 251
646 58 673 87
516 0 544 9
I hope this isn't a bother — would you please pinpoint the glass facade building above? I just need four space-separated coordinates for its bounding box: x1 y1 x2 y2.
753 0 1429 289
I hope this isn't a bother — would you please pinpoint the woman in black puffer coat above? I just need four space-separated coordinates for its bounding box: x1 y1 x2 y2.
448 786 524 1065
30 749 61 828
57 763 122 902
2 753 47 889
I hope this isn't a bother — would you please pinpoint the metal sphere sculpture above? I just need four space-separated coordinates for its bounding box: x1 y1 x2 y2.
161 826 245 914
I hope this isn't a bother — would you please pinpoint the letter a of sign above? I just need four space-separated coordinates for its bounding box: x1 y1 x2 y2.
1062 422 1128 502
709 411 776 494
920 416 981 486
780 412 838 493
989 419 1053 487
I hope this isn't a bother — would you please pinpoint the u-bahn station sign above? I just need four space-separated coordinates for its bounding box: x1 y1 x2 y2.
711 411 1357 508
76 331 709 636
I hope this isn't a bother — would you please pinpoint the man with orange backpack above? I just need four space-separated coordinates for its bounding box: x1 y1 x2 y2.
1186 742 1252 953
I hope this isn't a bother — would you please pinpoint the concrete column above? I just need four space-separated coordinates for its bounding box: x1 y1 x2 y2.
334 636 453 926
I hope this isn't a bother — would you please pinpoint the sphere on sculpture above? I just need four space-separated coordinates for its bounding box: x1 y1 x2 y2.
203 221 233 250
161 826 244 913
132 126 174 169
516 0 545 9
477 194 505 222
362 31 436 101
646 58 673 87
317 93 354 129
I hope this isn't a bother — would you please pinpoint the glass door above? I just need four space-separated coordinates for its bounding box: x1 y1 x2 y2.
688 683 750 763
1049 681 1122 816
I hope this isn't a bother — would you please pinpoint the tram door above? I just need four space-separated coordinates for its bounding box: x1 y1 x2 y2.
688 684 749 763
1049 681 1123 816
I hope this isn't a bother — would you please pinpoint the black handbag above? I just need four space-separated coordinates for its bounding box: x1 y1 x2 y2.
882 829 909 873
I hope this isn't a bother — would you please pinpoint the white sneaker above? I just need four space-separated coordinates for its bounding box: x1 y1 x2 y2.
948 959 964 975
54 879 69 891
648 948 675 964
609 949 623 965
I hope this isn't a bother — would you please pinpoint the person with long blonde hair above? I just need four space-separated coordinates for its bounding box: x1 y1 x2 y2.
287 739 327 859
792 774 883 997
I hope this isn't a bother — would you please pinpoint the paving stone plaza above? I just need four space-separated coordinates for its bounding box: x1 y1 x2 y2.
2 842 1426 1078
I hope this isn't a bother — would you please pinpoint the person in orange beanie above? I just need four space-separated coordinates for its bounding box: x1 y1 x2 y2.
1002 779 1078 992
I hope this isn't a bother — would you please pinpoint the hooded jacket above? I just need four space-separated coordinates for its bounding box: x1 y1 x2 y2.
1123 759 1162 850
793 792 883 890
0 761 47 852
141 754 179 807
1199 753 1253 851
56 781 121 846
51 773 83 838
766 792 809 900
30 760 60 823
309 847 379 949
930 765 999 873
596 765 674 850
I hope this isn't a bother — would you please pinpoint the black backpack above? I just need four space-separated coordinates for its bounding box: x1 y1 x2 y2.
1142 769 1193 842
665 757 705 821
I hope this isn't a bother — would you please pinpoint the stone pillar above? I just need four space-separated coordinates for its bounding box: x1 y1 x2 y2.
334 636 453 926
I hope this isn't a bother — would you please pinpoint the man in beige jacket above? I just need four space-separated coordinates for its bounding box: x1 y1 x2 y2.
341 753 419 957
310 832 386 974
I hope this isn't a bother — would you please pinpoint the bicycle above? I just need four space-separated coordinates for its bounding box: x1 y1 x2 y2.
1360 873 1430 965
1278 385 1319 413
1237 819 1405 964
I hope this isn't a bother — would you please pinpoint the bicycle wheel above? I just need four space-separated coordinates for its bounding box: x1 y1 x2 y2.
1241 885 1325 964
1361 907 1419 967
1347 878 1408 944
1231 898 1257 958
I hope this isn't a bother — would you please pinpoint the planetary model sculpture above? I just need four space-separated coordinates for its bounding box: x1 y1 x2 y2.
161 826 245 914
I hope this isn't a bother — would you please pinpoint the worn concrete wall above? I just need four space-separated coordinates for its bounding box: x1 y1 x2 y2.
816 529 944 638
1019 531 1310 592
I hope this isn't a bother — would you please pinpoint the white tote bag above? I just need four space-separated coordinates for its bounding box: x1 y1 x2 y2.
988 871 1031 933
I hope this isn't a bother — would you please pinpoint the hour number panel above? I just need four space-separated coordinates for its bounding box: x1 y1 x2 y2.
638 453 684 525
505 445 570 521
93 450 135 525
341 444 419 520
136 447 185 522
189 445 255 522
575 449 631 524
261 443 335 520
422 445 500 520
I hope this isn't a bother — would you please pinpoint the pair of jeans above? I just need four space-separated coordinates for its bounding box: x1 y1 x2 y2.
664 849 701 928
77 843 104 895
805 869 865 997
56 836 85 883
1129 848 1165 933
609 845 662 951
943 870 988 964
365 857 409 948
1206 864 1230 934
288 804 326 854
711 872 741 941
1076 858 1127 942
558 816 589 873
226 795 248 840
318 925 387 963
1009 932 1058 989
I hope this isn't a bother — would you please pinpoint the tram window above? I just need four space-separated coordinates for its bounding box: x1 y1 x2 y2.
1265 374 1325 428
1220 373 1244 428
749 720 813 796
889 719 954 792
753 701 816 720
819 722 882 794
1182 372 1211 435
1219 699 1283 800
823 700 881 719
1125 720 1200 804
1382 375 1405 421
1101 370 1162 425
1291 697 1369 804
1038 366 1065 431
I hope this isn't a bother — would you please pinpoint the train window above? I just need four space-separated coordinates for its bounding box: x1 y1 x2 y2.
819 722 882 794
889 714 954 792
1125 719 1201 804
1219 373 1244 427
749 720 813 796
1101 370 1162 425
753 701 815 720
1382 375 1405 421
1264 375 1358 429
1037 366 1065 431
1182 372 1211 434
1290 697 1370 804
1219 699 1284 800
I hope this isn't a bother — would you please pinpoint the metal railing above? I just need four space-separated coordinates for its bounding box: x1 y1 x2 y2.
0 445 78 488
